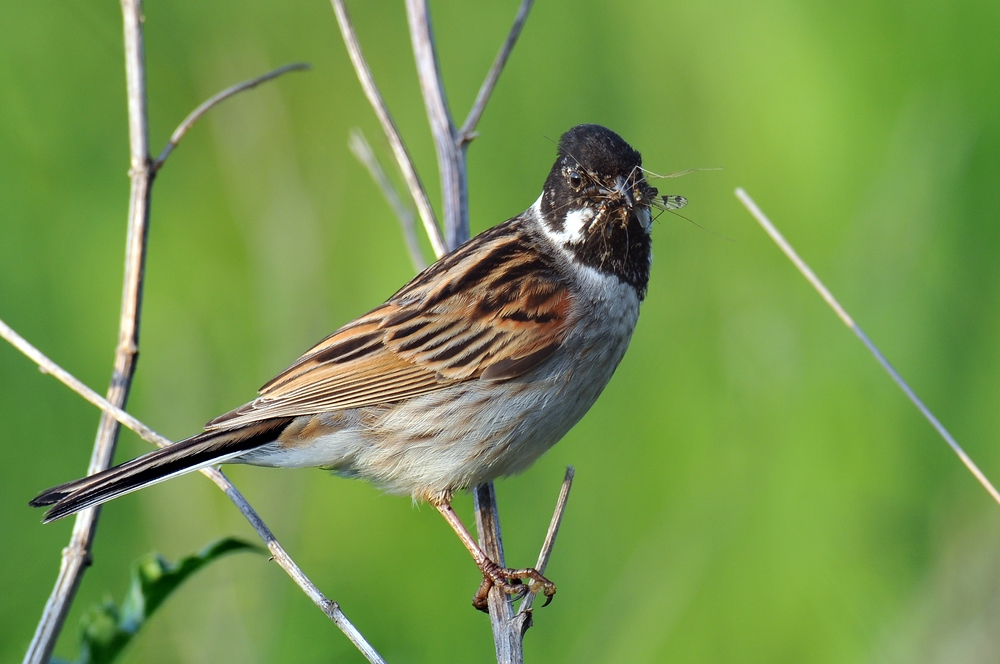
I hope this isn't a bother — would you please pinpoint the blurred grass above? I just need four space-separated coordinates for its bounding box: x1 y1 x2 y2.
2 0 1000 662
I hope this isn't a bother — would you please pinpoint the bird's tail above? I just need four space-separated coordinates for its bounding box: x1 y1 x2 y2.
30 417 292 523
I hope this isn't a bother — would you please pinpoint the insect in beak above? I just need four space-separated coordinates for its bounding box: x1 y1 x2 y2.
651 194 688 211
604 175 634 209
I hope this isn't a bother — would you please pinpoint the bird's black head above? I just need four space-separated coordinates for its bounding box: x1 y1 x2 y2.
538 124 658 297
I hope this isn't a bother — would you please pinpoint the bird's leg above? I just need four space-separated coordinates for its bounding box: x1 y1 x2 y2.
430 493 556 612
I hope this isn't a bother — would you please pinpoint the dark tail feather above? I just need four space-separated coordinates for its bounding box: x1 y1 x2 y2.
30 418 293 523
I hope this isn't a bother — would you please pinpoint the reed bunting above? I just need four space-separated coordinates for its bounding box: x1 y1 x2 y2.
31 124 686 610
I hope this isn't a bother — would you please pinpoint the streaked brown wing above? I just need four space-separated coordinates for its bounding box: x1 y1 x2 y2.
206 219 573 431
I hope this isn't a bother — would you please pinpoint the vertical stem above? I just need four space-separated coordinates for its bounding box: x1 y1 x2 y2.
23 1 152 661
474 484 528 664
405 0 469 249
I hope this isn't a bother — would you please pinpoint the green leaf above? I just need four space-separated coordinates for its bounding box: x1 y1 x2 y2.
73 537 263 664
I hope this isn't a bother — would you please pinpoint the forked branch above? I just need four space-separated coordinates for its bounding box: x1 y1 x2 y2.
406 0 468 247
518 466 574 615
474 484 529 660
405 0 535 247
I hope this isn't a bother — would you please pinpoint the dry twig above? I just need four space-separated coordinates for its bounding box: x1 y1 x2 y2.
348 129 427 271
330 0 447 258
2 318 385 663
460 0 534 144
735 187 1000 507
467 469 576 663
402 4 546 660
405 0 534 248
518 466 575 615
406 0 468 248
153 62 310 171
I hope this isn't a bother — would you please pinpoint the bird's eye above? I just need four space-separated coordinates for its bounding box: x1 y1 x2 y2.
568 171 583 189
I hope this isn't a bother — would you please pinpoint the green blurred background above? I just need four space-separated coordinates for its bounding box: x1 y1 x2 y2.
3 0 1000 662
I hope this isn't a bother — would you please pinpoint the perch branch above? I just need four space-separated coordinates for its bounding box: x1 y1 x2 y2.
735 187 1000 507
460 0 534 144
474 484 527 664
1 318 385 664
518 466 574 615
153 62 310 171
406 0 468 248
24 2 153 661
348 129 427 271
330 0 447 258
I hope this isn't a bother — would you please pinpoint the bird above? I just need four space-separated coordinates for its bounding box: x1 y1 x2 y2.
31 124 686 610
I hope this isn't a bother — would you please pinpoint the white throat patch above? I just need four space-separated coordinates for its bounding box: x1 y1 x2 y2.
537 204 594 247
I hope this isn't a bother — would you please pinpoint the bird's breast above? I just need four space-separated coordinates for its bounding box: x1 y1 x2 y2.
245 268 642 500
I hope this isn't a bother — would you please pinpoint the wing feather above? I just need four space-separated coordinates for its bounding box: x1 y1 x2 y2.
206 218 573 431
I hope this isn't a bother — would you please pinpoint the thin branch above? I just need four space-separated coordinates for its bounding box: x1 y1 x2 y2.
518 466 574 615
24 2 152 661
2 317 386 663
734 187 1000 507
212 477 386 663
474 484 528 664
1 319 163 446
460 0 534 144
348 128 427 271
330 0 447 259
153 62 310 172
405 0 468 249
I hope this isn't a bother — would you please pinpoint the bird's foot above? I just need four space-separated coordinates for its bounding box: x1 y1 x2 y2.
472 559 556 612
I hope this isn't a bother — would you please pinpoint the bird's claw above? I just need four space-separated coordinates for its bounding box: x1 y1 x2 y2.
472 560 556 612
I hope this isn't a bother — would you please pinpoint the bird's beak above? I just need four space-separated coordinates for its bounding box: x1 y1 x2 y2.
612 176 634 209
